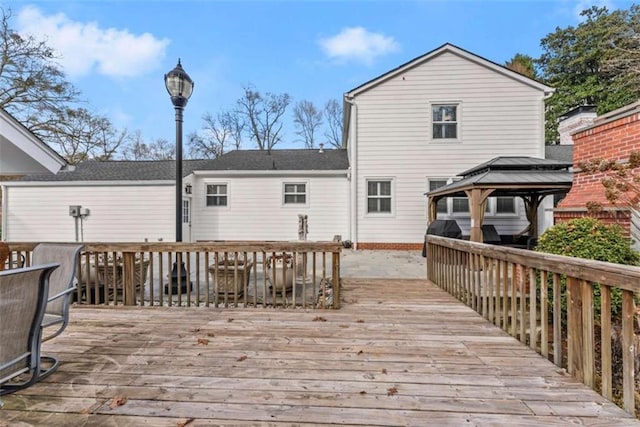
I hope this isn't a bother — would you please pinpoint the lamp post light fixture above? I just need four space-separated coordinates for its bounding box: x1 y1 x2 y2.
164 59 194 295
164 59 194 243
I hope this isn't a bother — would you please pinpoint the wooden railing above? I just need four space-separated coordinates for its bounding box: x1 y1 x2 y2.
7 241 342 309
426 234 640 415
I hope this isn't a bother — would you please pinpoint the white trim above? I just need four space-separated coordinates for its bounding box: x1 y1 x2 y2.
1 108 67 174
282 180 310 208
204 181 229 208
429 101 462 143
365 177 395 216
1 180 173 187
192 170 347 177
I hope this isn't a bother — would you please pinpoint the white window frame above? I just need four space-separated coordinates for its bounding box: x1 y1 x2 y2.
492 196 518 216
282 182 309 206
366 178 394 215
428 178 449 215
430 102 461 142
205 182 229 207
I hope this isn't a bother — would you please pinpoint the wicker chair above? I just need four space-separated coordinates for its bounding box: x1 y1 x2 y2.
0 263 59 396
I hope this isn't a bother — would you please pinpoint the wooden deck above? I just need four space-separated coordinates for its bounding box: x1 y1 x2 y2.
1 278 638 426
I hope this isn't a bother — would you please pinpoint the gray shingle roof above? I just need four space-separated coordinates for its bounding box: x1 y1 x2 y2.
13 149 349 182
545 145 574 163
205 149 349 171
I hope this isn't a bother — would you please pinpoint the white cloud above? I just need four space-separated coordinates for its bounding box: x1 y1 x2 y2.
15 6 169 79
319 27 399 65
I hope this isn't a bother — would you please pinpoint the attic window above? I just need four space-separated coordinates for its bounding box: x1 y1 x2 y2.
432 104 458 139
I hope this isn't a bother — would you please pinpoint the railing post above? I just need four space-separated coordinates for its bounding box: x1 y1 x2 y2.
567 276 582 380
123 251 136 306
332 251 341 309
622 290 635 414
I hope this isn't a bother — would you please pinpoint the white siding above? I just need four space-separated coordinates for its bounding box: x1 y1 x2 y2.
351 51 546 244
191 175 348 241
5 184 174 242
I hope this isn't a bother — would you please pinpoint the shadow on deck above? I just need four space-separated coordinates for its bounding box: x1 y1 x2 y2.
1 278 637 426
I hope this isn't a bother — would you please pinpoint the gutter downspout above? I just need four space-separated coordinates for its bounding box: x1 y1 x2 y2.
1 184 7 240
344 95 358 249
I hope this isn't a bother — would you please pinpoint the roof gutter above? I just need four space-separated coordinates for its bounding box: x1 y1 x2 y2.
191 170 347 177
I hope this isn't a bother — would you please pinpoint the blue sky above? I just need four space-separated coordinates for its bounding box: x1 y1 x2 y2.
1 0 634 152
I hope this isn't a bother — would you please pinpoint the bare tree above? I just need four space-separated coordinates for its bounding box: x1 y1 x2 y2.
188 111 245 159
293 100 323 148
0 8 81 138
45 108 128 164
120 132 175 161
236 85 291 152
324 99 343 148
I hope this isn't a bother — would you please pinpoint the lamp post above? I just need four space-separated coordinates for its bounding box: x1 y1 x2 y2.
164 59 194 295
164 59 194 242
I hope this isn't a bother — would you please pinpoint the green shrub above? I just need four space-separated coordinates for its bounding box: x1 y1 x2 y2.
535 217 640 320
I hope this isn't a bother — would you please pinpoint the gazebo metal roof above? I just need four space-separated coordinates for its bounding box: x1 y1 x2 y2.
426 156 573 242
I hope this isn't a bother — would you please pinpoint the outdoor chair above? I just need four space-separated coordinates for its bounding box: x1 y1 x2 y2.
31 243 84 342
0 263 59 396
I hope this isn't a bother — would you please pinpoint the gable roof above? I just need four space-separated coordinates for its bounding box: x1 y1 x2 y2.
345 43 554 98
9 149 349 182
0 108 67 175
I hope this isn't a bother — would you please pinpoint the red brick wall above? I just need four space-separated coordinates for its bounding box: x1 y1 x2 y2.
357 242 423 250
554 209 631 237
555 111 640 234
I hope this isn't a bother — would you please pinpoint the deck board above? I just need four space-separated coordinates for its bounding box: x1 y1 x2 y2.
1 278 638 426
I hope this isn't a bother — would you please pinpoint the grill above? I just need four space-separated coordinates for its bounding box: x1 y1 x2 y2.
422 220 462 256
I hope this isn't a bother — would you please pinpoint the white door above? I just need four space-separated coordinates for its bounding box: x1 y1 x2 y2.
182 198 192 243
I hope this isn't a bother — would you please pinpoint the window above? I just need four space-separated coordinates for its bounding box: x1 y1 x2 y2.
206 184 227 206
283 183 306 204
429 179 448 214
451 197 469 214
182 200 190 223
495 196 516 214
367 180 392 213
432 104 458 139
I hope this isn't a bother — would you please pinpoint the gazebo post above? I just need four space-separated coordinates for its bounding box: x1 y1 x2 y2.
428 196 438 223
466 189 494 243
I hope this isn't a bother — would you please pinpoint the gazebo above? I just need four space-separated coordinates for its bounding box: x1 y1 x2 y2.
426 157 573 243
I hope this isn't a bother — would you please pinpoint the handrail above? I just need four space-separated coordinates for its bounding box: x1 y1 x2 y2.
5 241 342 310
426 234 640 416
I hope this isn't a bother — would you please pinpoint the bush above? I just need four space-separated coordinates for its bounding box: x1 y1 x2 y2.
536 217 640 319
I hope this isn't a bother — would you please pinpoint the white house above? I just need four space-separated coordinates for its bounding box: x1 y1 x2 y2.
1 107 68 237
2 43 556 247
343 43 553 249
1 149 349 243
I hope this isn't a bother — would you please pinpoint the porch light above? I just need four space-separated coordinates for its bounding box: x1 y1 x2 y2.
185 183 192 194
